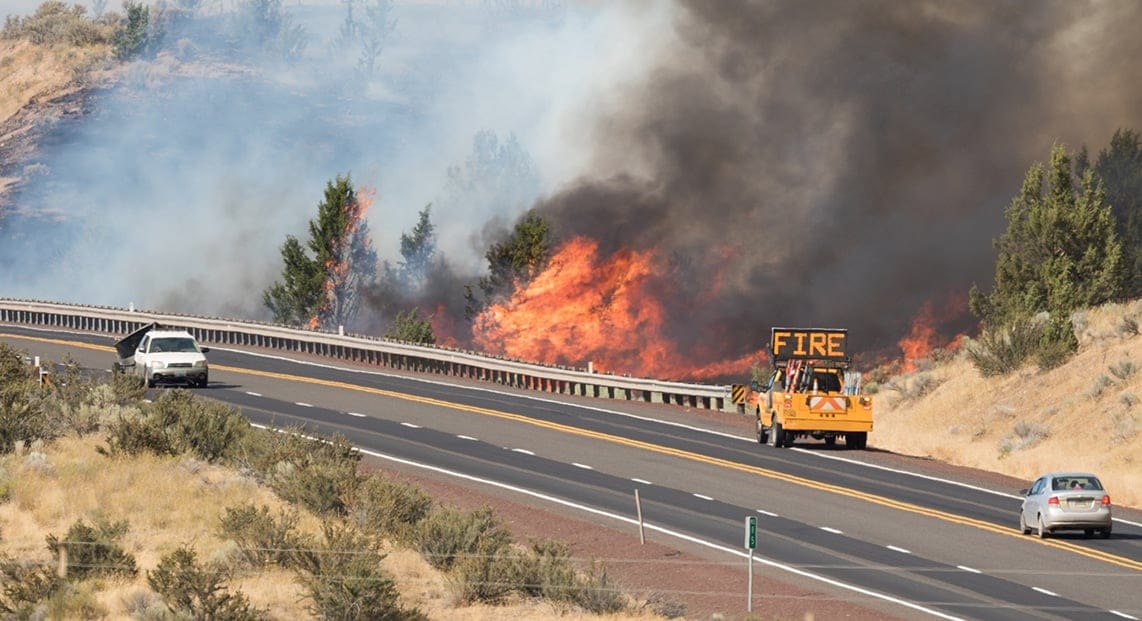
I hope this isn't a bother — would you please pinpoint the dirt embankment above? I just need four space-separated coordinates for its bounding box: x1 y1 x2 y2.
874 299 1142 508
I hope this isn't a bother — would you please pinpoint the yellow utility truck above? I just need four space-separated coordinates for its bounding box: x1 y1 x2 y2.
753 327 873 449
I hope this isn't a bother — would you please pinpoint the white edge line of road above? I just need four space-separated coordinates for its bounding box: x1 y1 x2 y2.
243 425 958 619
206 345 1142 529
354 443 965 621
14 328 1135 529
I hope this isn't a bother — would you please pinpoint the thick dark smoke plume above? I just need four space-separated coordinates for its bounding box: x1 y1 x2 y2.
534 0 1142 361
2 0 1140 374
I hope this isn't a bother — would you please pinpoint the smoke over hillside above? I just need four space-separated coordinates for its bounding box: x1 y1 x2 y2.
1 0 1140 378
509 0 1142 371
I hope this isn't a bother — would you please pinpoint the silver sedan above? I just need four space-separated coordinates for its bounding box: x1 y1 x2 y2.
1019 472 1113 539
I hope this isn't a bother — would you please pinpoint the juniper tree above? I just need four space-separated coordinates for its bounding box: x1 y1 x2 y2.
264 174 378 329
970 144 1126 347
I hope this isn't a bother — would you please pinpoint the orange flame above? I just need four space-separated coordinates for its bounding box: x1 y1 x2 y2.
309 187 374 330
472 236 763 380
898 290 969 372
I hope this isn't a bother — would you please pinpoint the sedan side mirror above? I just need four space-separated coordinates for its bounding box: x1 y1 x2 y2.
201 347 210 353
1018 488 1029 496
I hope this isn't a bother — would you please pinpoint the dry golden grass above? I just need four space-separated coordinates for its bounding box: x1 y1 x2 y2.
0 435 667 620
874 299 1142 508
0 39 110 123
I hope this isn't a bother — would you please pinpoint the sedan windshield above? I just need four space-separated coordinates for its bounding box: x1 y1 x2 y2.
149 338 199 353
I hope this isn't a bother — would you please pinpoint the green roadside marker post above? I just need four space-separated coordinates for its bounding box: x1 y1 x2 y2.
744 515 758 612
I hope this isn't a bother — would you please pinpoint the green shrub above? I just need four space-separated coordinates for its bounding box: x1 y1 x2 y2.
109 370 148 404
148 390 250 462
114 1 163 60
965 314 1046 377
119 588 180 620
1086 375 1111 399
514 540 627 613
0 466 10 503
448 537 531 604
0 1 115 46
291 522 423 621
1116 315 1140 337
351 474 432 544
1035 337 1075 371
148 545 264 621
999 420 1050 457
46 517 137 580
1109 359 1136 381
413 505 513 572
0 555 62 617
572 560 628 614
0 343 31 385
238 429 361 516
0 346 62 453
525 539 578 601
216 504 310 569
44 582 108 620
100 410 175 457
102 390 248 461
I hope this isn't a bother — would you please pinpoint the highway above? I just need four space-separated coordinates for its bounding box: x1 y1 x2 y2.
3 326 1141 621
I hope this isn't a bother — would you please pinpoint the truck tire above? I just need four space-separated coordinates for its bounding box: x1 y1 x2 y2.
197 374 209 388
756 413 769 444
845 432 867 449
771 422 786 448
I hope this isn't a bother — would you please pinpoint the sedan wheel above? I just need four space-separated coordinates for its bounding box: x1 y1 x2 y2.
1037 514 1048 539
1101 527 1112 539
1019 513 1030 535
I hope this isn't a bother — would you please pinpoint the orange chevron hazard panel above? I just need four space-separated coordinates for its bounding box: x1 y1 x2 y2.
809 396 846 412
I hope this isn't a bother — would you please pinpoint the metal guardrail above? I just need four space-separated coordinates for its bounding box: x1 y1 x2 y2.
0 298 737 412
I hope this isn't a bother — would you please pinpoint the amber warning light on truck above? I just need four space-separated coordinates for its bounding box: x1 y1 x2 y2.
770 328 848 361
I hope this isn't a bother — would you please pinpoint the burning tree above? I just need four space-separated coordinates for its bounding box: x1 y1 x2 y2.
263 174 378 330
464 210 552 319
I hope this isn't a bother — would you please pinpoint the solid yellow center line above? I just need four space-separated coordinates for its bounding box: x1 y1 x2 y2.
5 332 1140 571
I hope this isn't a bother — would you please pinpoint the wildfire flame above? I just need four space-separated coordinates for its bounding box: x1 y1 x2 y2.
897 290 970 372
308 187 374 330
472 236 763 380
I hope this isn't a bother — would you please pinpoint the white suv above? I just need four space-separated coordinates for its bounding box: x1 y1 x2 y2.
119 328 210 388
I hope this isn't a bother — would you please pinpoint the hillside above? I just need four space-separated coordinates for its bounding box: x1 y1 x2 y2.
0 433 688 620
876 299 1142 508
0 38 112 204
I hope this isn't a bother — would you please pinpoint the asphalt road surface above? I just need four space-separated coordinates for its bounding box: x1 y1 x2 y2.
3 326 1140 621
